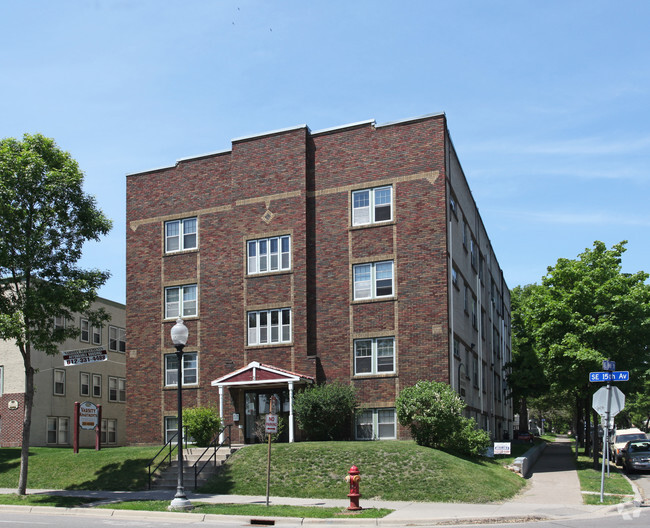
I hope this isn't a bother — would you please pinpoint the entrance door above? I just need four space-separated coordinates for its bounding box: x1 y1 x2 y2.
244 389 289 443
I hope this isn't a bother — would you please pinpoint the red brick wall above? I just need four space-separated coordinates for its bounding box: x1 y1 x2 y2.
126 117 452 444
0 394 26 447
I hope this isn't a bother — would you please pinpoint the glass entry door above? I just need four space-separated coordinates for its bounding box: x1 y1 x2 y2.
244 389 288 443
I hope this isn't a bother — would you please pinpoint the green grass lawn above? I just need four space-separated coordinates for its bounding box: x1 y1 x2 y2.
575 455 635 505
99 501 392 518
198 440 525 503
0 446 161 491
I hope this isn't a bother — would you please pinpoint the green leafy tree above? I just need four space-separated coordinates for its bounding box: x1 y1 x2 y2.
523 241 650 459
507 284 550 433
293 383 357 440
183 407 221 446
0 134 112 494
396 380 490 457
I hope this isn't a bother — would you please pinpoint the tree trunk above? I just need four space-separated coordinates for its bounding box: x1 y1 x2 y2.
576 396 583 449
584 397 591 457
18 346 34 496
592 409 600 470
519 397 528 434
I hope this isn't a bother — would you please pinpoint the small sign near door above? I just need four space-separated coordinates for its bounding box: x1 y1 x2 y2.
265 413 278 434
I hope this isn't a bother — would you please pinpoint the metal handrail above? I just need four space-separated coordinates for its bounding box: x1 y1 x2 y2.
192 424 232 489
147 426 189 489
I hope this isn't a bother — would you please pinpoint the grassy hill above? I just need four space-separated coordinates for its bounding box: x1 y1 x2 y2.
0 441 526 503
199 440 526 503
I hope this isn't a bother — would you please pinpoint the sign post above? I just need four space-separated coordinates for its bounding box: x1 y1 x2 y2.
590 360 627 503
265 396 278 507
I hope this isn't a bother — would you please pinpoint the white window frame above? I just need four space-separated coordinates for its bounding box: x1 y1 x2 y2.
53 369 65 396
109 326 126 352
0 365 3 396
164 352 198 387
165 217 197 253
247 308 292 346
80 372 90 397
164 416 178 444
118 377 126 402
353 261 394 300
101 418 117 444
165 284 197 319
80 319 89 342
47 416 69 445
352 185 393 226
92 373 102 398
109 376 118 402
92 325 102 345
355 408 396 440
353 337 395 375
247 235 291 275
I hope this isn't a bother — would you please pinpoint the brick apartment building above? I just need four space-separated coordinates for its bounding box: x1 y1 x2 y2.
125 113 512 445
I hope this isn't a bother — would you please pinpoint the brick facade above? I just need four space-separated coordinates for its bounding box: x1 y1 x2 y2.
126 114 512 445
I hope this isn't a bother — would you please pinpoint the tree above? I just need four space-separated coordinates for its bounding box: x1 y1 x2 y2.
518 241 650 460
0 134 112 494
507 284 550 433
396 380 491 457
293 383 357 440
183 407 221 446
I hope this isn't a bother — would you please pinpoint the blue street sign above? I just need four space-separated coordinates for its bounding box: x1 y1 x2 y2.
589 371 630 382
602 360 616 372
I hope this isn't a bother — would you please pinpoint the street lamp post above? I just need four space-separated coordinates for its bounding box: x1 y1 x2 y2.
169 318 193 511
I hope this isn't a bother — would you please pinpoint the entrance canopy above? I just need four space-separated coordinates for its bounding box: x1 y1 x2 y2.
211 361 314 442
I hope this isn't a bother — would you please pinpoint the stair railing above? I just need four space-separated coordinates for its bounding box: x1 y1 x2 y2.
192 424 232 489
147 425 189 489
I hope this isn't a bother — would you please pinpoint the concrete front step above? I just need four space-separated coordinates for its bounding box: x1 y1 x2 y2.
150 445 242 490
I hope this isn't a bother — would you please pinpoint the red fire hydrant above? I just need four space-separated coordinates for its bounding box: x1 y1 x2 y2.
345 465 362 510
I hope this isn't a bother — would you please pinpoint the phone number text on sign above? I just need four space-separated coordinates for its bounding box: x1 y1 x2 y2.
63 348 107 366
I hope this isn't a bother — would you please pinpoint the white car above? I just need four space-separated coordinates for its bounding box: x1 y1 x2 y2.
611 428 648 466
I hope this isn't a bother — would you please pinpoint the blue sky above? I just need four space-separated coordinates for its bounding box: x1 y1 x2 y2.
2 1 648 305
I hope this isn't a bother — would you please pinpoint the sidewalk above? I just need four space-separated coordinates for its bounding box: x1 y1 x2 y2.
0 437 633 525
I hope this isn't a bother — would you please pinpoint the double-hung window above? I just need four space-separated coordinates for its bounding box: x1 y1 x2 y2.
53 369 65 396
165 217 197 253
109 326 126 352
101 419 117 444
80 372 90 397
353 261 394 300
355 408 396 440
352 186 393 226
165 352 198 386
247 235 291 274
165 285 197 318
47 417 69 445
247 308 291 345
80 319 89 342
92 325 102 345
354 337 395 375
92 374 102 397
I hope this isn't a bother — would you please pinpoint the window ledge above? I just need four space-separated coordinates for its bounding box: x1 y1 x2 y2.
245 342 294 349
164 385 199 390
246 270 293 279
352 373 397 380
349 220 396 231
164 248 199 257
351 296 397 305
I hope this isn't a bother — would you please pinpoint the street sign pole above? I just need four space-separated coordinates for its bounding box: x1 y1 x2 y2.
600 374 612 502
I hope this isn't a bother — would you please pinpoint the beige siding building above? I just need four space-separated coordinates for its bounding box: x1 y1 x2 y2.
0 297 126 447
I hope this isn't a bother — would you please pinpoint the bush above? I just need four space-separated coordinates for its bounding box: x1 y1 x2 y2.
293 383 357 440
396 380 489 457
182 407 221 447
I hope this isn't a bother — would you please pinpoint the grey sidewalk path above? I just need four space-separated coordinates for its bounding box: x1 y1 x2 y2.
0 436 632 525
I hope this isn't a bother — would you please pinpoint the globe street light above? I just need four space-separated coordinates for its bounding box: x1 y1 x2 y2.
169 317 193 511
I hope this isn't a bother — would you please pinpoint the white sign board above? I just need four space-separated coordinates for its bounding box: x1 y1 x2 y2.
494 442 511 455
63 347 107 366
79 401 99 430
265 413 278 434
592 386 625 418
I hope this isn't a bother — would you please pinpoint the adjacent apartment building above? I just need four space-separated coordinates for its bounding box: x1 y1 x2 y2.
0 298 126 447
126 113 512 445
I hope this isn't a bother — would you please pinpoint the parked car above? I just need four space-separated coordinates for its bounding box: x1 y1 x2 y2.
611 428 648 466
517 431 534 442
621 440 650 473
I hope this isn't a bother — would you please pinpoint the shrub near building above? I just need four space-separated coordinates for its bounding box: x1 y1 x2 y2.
396 380 491 457
293 383 357 440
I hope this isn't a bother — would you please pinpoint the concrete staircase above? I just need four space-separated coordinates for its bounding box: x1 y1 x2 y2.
151 444 243 490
